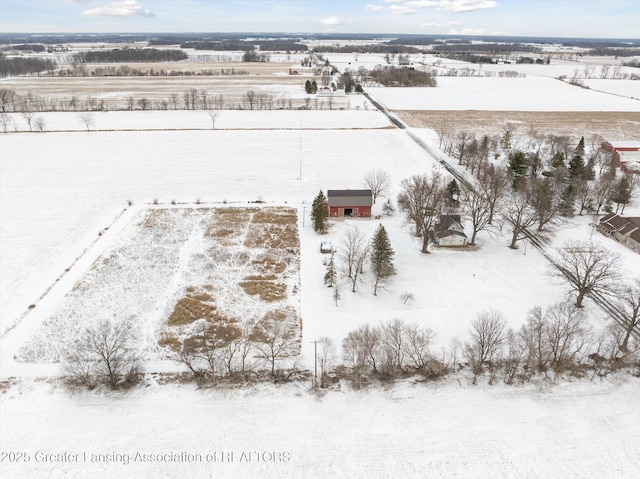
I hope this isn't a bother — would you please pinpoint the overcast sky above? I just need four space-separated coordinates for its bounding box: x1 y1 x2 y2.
1 0 638 39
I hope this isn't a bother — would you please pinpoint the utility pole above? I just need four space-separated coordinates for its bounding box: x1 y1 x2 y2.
311 340 319 388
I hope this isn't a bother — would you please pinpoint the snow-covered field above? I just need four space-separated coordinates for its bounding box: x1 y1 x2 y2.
1 103 639 478
368 76 640 111
1 109 384 132
1 379 638 479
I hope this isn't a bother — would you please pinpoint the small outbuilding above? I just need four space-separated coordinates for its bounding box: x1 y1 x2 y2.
327 190 372 218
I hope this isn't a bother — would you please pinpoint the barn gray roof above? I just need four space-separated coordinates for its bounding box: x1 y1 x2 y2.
327 190 372 207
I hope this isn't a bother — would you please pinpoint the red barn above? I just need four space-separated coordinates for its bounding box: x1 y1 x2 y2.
327 190 372 218
602 141 640 174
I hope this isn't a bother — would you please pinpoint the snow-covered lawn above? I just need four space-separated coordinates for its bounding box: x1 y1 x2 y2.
368 76 640 111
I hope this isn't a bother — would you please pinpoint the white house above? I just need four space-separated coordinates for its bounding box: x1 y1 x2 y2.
433 215 468 247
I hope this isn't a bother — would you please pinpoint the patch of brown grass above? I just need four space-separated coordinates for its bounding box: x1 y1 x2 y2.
158 333 181 352
244 224 299 249
252 207 297 224
239 279 287 302
167 289 218 326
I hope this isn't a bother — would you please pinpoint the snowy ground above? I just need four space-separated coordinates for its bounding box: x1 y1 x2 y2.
2 106 639 478
368 76 640 111
1 378 638 479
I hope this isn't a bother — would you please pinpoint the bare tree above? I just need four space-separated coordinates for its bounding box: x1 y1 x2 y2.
207 111 219 130
461 189 493 245
591 173 616 215
250 311 299 377
32 116 44 132
77 112 94 131
550 240 622 308
613 278 640 352
62 319 142 390
454 130 473 165
397 170 447 253
178 319 242 382
363 169 391 204
464 310 507 384
343 324 382 381
20 109 34 131
477 163 509 224
340 227 369 292
0 112 13 132
529 176 560 233
504 182 538 249
318 336 336 387
402 323 437 373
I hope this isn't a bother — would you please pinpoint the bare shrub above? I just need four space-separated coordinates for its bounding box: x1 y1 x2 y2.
62 319 142 390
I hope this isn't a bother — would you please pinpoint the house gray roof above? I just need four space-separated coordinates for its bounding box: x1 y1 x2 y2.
434 230 467 239
600 214 640 235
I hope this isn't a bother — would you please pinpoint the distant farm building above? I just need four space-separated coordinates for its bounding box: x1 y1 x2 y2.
602 141 640 174
433 215 468 247
327 190 372 218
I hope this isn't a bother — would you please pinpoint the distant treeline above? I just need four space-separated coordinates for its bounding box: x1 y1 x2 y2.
181 40 307 52
368 66 437 87
588 48 640 57
313 44 421 54
430 43 541 54
0 53 56 77
1 44 46 52
71 48 188 63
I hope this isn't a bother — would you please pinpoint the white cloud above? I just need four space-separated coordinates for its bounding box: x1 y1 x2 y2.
393 0 499 13
422 20 459 26
364 4 385 11
449 27 505 35
319 16 352 26
438 1 499 13
390 5 418 14
82 0 155 17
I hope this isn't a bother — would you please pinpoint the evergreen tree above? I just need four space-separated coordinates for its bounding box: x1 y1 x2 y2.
370 225 396 296
559 183 577 217
446 179 460 206
610 176 632 214
312 190 328 233
551 151 565 169
355 84 363 93
311 80 318 94
575 136 586 156
304 79 312 94
509 150 528 188
568 154 585 180
500 130 512 151
324 252 337 288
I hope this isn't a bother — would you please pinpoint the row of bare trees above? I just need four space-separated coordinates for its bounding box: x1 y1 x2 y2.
461 297 639 386
62 284 639 391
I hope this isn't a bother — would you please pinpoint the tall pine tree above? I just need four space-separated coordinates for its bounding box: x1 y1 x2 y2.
312 190 328 233
370 224 396 296
324 252 337 288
